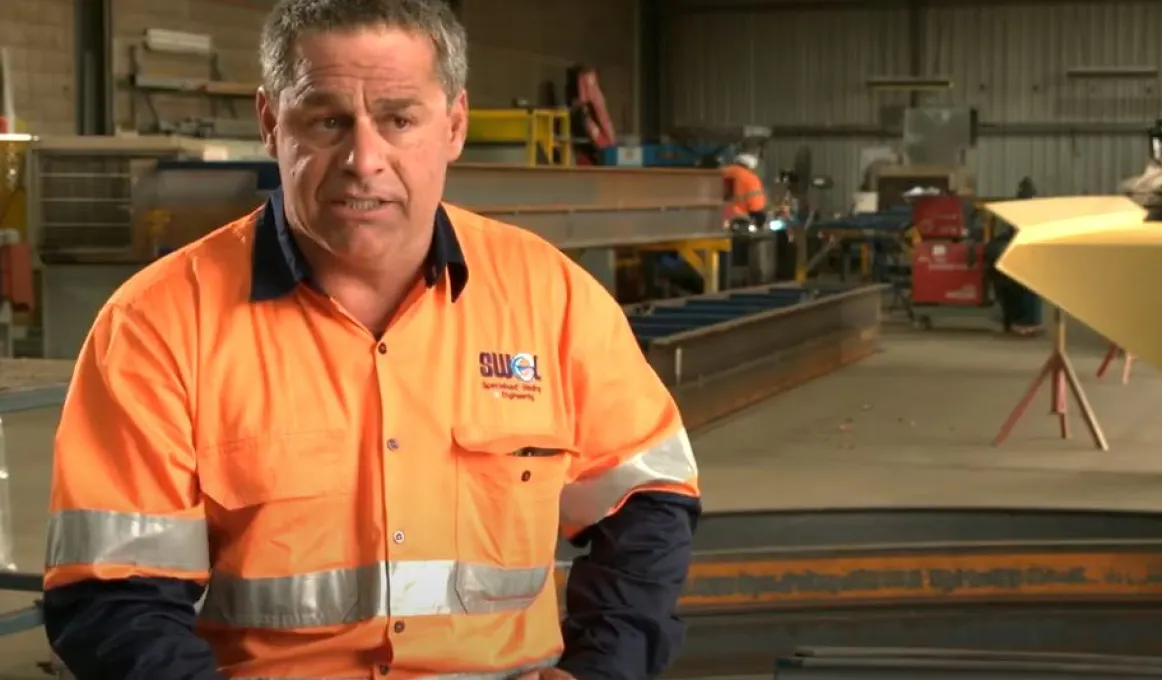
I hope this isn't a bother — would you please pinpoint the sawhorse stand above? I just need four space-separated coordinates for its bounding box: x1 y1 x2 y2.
993 307 1108 450
1096 343 1134 385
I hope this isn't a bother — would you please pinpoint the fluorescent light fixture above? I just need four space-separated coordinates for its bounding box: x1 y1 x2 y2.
144 29 213 55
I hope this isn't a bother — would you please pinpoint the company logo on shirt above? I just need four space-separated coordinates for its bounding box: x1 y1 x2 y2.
479 351 542 401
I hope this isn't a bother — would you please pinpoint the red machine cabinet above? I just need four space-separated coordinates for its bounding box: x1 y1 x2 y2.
911 241 986 306
911 195 967 240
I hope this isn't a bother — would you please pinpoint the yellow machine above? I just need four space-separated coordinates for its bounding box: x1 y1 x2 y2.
0 133 29 240
465 108 572 166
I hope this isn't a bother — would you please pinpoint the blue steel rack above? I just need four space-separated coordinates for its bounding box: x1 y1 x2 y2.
627 284 852 349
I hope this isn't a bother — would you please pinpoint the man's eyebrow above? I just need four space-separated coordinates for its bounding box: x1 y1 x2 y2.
297 90 348 108
370 96 421 112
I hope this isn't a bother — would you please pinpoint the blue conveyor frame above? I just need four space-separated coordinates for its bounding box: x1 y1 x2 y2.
626 283 852 350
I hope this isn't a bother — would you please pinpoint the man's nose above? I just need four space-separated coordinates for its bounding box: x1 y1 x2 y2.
341 118 389 179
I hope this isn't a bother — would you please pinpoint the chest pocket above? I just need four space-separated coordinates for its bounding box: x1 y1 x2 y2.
452 425 572 570
198 430 357 569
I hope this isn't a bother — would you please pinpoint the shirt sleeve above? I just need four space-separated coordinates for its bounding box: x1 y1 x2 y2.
42 301 223 680
556 263 701 680
557 268 699 538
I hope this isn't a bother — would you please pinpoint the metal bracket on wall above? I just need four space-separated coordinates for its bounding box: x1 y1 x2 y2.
127 30 258 139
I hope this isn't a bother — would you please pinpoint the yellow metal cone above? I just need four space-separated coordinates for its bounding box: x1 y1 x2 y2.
984 196 1162 365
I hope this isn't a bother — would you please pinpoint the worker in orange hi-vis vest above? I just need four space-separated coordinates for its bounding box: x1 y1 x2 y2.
721 151 769 224
42 1 700 679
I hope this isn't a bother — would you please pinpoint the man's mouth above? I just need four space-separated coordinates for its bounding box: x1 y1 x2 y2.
337 198 386 211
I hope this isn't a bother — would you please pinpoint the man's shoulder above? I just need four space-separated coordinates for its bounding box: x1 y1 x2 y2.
445 204 561 256
106 210 257 312
443 204 621 317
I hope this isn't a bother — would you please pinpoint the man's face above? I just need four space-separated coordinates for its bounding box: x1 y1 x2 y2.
256 26 467 265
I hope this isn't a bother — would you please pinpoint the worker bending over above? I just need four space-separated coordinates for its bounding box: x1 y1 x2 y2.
985 177 1042 336
42 1 701 678
721 152 769 226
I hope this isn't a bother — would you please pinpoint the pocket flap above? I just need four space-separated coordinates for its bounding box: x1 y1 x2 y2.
451 425 576 456
198 430 352 509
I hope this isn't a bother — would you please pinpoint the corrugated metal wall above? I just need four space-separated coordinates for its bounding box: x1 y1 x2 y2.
668 0 1162 210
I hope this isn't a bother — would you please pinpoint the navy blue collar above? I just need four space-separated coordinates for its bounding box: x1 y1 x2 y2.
249 189 468 302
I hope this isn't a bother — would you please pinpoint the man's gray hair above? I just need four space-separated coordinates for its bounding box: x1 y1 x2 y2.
260 0 468 100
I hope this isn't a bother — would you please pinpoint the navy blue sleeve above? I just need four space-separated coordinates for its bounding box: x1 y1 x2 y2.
43 576 225 680
557 490 701 680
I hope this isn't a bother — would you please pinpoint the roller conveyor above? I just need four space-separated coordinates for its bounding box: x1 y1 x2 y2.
633 283 884 430
627 285 853 348
811 209 913 234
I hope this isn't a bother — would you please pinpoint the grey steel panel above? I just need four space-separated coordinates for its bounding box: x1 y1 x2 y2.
476 205 724 248
655 284 883 429
445 163 721 206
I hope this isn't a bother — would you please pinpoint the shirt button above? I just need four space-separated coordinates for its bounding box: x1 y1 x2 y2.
393 620 406 633
376 343 388 354
386 438 399 451
392 530 405 544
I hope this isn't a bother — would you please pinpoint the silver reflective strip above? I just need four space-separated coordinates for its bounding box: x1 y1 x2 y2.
201 561 549 629
45 509 210 572
559 428 697 530
233 655 560 680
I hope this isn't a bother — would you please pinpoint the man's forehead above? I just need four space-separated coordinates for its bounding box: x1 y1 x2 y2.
291 26 436 79
293 87 422 110
287 60 439 104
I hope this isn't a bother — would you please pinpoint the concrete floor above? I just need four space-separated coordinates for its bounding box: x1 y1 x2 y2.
2 323 1162 676
697 324 1162 512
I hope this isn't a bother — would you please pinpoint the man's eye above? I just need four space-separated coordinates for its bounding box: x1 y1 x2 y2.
391 117 412 130
312 116 342 130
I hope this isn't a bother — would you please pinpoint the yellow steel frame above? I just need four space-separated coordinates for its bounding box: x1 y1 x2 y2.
635 238 731 293
467 108 572 166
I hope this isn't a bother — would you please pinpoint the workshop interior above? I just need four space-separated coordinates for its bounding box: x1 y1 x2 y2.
4 0 1162 678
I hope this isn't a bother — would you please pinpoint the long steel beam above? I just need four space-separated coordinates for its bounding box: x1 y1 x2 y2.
445 163 721 206
445 163 725 248
472 203 723 248
30 138 727 257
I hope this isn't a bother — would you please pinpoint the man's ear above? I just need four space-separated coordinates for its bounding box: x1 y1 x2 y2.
256 87 278 158
446 89 468 161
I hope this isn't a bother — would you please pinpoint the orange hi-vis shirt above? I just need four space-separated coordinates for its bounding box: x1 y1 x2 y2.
721 163 768 219
45 194 700 679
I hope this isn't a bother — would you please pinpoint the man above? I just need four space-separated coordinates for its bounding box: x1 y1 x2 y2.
985 177 1042 336
720 152 772 284
42 1 701 679
720 151 768 227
